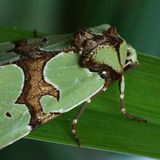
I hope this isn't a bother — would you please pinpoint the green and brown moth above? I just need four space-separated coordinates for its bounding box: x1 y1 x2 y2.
0 24 146 149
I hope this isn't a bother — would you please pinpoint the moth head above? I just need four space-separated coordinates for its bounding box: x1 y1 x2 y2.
124 44 139 71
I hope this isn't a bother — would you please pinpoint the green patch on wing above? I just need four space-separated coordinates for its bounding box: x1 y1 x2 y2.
40 53 104 113
0 65 31 149
87 24 110 35
119 40 128 66
92 45 122 73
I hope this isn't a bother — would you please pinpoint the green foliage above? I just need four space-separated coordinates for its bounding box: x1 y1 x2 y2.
0 28 160 158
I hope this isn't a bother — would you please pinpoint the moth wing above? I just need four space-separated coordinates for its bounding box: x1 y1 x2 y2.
92 45 122 73
119 40 128 67
0 65 31 149
87 24 111 35
40 53 105 113
40 34 72 51
0 42 20 66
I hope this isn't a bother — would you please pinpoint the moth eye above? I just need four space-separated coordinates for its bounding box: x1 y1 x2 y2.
5 112 12 118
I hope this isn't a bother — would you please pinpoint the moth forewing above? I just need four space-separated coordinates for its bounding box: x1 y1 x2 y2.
87 24 111 35
0 42 14 53
39 34 73 51
0 42 21 66
0 64 31 149
119 40 128 67
92 45 123 73
40 52 105 113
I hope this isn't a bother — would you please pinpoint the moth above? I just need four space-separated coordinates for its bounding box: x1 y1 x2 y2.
0 24 146 149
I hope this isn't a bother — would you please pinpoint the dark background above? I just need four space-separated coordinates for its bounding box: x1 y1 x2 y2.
0 0 160 56
0 0 159 160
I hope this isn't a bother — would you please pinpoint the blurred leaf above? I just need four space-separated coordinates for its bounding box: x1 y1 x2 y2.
0 28 160 159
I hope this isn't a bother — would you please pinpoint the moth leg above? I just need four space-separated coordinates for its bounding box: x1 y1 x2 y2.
71 100 89 147
71 83 109 147
119 75 147 122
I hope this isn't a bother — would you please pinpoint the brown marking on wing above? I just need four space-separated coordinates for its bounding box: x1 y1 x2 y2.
12 40 61 128
72 26 123 83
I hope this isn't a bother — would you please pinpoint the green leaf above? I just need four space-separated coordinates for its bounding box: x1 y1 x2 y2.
0 27 160 159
